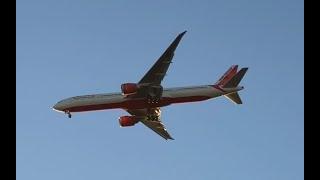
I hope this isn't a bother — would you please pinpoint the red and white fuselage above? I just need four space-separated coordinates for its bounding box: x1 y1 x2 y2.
53 85 243 113
52 31 248 140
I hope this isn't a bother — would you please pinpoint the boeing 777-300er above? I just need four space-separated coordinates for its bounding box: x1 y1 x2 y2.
53 31 248 140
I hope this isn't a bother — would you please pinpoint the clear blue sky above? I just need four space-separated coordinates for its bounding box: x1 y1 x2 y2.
17 0 304 179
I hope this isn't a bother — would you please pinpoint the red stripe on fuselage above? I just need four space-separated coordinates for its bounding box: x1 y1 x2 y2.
65 96 211 112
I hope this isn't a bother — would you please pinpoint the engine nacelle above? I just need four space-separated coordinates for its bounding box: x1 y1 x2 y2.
119 116 139 127
121 83 138 95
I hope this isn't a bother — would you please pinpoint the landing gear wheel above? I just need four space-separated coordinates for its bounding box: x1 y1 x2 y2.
147 96 160 104
66 111 72 118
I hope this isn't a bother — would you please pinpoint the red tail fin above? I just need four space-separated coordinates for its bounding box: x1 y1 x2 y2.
215 65 238 86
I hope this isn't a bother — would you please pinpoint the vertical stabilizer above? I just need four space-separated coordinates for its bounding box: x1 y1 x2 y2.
222 68 248 88
215 65 238 86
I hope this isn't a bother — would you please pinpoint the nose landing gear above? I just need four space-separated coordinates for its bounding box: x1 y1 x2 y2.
65 111 72 118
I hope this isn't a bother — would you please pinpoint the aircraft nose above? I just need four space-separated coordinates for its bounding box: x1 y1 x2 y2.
53 103 63 112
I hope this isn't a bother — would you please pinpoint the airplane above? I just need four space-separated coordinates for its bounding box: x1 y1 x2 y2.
53 31 248 140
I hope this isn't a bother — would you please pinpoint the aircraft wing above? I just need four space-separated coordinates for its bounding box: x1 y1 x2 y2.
127 108 174 140
139 119 174 140
138 31 187 85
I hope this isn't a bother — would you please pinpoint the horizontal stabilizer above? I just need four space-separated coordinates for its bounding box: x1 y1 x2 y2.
224 92 242 104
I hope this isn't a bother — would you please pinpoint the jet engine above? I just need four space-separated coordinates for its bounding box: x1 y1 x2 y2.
121 83 138 95
119 116 139 127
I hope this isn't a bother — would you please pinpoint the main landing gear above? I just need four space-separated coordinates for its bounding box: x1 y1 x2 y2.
146 108 161 121
65 111 72 118
147 96 160 104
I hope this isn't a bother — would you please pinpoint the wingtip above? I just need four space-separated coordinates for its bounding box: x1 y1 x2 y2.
176 31 187 39
240 67 249 72
168 136 175 140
